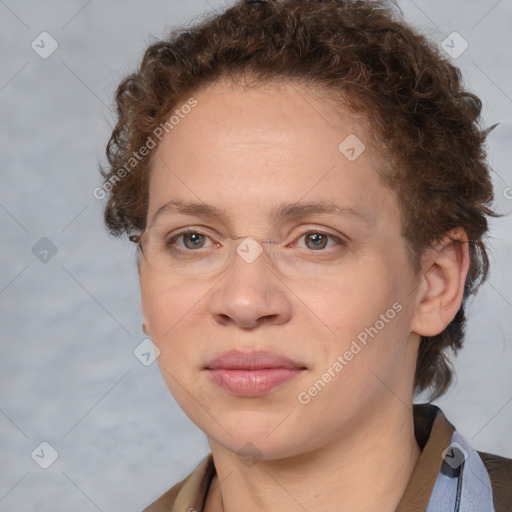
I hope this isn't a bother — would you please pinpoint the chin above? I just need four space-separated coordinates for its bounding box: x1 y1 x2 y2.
203 411 310 457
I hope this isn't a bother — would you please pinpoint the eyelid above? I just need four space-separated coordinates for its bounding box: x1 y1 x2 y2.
286 225 349 245
166 227 219 248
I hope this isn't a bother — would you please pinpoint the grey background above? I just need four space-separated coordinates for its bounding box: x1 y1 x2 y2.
1 1 511 511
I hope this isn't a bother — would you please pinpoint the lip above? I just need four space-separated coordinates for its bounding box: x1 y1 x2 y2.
204 350 306 397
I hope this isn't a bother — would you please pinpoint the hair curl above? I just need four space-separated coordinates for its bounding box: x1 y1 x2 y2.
101 0 499 400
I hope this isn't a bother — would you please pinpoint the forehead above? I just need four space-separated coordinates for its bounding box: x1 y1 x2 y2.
147 79 401 235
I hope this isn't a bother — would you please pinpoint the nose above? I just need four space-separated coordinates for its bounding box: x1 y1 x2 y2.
207 248 293 329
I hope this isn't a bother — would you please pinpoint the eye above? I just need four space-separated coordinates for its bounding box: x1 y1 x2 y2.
293 230 345 251
166 229 218 251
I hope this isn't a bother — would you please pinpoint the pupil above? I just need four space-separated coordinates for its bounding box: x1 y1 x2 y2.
306 233 327 250
184 233 205 249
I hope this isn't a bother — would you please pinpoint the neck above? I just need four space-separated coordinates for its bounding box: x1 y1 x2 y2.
205 402 421 512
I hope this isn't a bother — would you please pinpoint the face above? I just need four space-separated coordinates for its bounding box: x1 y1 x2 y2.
140 79 423 460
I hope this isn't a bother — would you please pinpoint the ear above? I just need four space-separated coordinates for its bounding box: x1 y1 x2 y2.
410 228 470 337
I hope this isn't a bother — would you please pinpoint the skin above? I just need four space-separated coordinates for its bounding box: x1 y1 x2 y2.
140 79 469 512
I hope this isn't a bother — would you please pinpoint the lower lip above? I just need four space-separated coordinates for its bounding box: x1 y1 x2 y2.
207 368 303 396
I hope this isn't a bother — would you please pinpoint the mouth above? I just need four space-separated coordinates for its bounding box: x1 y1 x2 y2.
204 350 307 397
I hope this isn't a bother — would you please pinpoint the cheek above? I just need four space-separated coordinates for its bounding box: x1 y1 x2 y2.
140 277 200 389
140 274 215 388
307 257 410 361
304 261 393 328
141 274 201 337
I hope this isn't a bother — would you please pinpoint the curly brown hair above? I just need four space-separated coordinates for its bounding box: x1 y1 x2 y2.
101 0 499 400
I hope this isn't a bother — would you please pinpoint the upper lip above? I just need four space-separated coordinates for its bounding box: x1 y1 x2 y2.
205 350 306 370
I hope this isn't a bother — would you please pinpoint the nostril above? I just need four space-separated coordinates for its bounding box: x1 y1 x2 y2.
213 313 232 326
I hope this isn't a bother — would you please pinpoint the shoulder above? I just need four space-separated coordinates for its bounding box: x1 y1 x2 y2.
141 454 215 512
478 450 512 512
141 477 188 512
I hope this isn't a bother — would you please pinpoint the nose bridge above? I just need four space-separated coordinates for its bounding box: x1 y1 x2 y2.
226 235 279 284
208 236 291 328
231 236 276 266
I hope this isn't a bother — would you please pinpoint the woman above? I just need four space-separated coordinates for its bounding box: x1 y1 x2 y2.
101 0 511 510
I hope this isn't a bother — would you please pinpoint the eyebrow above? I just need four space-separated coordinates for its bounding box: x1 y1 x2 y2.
150 199 373 228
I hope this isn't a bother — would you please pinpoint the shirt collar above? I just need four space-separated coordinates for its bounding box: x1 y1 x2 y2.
395 403 455 511
168 403 455 512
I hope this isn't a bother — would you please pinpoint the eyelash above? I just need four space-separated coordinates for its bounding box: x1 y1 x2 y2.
166 227 346 252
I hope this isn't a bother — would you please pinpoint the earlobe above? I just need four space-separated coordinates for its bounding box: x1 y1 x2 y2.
410 228 470 337
142 322 149 335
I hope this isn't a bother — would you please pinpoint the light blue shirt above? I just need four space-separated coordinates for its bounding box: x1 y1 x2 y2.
427 431 495 511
